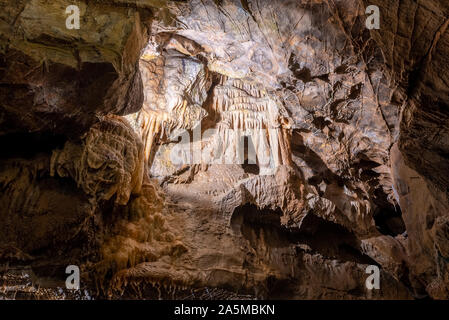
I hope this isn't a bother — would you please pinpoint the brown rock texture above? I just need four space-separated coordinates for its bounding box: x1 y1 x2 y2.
0 0 448 300
0 0 150 136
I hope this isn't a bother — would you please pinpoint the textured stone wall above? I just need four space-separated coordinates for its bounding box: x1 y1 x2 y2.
0 0 448 300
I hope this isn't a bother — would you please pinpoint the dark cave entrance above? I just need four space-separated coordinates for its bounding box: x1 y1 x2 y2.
373 205 406 236
229 203 380 298
230 203 378 265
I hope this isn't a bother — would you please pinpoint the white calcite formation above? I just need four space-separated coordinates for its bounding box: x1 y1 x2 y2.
1 0 449 300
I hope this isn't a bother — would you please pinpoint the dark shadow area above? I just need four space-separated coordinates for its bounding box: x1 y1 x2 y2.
373 206 405 236
0 131 67 159
297 212 378 265
242 135 259 175
230 203 377 265
231 203 287 248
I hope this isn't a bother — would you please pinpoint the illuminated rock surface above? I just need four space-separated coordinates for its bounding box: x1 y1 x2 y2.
0 0 448 299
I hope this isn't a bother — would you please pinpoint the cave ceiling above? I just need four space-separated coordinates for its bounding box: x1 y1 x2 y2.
0 0 449 300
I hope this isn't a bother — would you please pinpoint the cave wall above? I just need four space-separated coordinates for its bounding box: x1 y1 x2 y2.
0 0 448 299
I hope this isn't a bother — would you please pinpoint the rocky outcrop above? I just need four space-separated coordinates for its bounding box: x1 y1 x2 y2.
0 0 151 136
364 0 449 298
51 115 145 205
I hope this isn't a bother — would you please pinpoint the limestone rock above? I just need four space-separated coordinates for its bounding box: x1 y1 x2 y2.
0 0 150 136
1 0 449 300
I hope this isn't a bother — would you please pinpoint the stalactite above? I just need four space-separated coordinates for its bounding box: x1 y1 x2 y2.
202 78 292 173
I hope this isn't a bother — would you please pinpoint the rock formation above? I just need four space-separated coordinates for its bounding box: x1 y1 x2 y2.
0 0 449 300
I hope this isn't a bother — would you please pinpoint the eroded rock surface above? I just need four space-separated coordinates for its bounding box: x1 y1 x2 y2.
0 0 151 136
0 0 449 300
